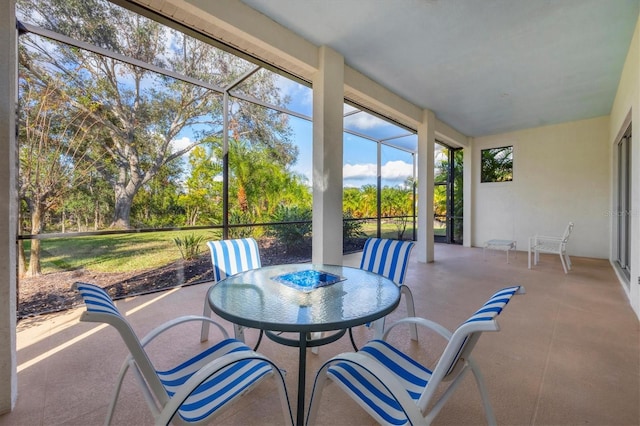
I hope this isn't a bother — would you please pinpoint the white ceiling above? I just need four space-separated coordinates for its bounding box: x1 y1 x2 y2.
241 0 639 137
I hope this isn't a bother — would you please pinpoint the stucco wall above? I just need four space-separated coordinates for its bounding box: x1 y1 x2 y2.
472 116 610 259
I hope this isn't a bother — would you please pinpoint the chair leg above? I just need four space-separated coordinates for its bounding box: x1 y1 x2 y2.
559 252 568 274
271 365 293 424
200 300 212 342
105 360 132 425
401 286 418 341
233 324 246 343
370 317 385 340
310 332 322 354
306 363 330 425
468 358 497 426
565 253 572 270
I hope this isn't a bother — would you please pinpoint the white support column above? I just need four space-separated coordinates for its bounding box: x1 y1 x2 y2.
463 138 473 247
416 110 435 263
0 0 18 414
312 46 344 265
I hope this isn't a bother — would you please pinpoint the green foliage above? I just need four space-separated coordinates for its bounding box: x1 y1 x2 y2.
269 205 312 249
481 146 513 183
228 211 257 239
381 181 414 240
18 0 298 228
343 211 366 239
173 233 205 260
434 148 464 242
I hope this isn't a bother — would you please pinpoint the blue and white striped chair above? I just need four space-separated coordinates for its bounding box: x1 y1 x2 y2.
72 282 292 426
307 286 525 426
201 238 262 345
358 238 418 342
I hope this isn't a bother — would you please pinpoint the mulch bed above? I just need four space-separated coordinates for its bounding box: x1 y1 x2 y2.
17 237 366 319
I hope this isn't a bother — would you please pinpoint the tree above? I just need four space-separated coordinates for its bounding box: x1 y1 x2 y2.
17 0 296 229
359 184 378 218
228 139 304 221
17 73 98 277
178 144 223 226
381 185 413 239
131 160 185 228
343 187 363 217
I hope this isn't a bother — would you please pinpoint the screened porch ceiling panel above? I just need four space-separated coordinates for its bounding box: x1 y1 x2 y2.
239 0 639 137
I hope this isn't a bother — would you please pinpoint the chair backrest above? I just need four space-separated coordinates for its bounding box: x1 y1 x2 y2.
207 238 261 282
419 285 525 411
359 238 415 284
562 222 574 243
72 282 170 405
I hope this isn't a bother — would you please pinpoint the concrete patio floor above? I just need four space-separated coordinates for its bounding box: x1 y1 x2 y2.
1 244 639 425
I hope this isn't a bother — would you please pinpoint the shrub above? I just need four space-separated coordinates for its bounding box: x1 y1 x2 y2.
269 205 312 249
174 233 205 260
343 210 366 239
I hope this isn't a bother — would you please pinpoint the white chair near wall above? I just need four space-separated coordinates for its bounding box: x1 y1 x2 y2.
528 222 574 273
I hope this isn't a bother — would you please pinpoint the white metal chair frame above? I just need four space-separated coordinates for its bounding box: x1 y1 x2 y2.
201 238 263 346
306 286 525 426
72 282 293 426
528 222 574 273
358 238 418 342
312 238 418 355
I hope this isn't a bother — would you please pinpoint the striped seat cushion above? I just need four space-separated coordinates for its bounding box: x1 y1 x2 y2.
327 340 432 425
325 286 522 425
157 339 273 423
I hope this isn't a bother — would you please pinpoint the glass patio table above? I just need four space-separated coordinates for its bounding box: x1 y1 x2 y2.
206 263 401 426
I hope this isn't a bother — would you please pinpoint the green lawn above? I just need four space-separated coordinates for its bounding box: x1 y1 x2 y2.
22 229 221 274
361 221 416 240
22 219 432 275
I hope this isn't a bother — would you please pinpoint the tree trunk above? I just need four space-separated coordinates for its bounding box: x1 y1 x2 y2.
94 200 99 230
110 174 142 229
25 202 44 277
18 240 27 279
27 239 42 277
111 197 132 229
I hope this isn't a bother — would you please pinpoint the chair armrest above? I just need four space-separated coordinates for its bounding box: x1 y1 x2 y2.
139 315 229 348
530 235 564 249
534 235 563 242
382 316 453 341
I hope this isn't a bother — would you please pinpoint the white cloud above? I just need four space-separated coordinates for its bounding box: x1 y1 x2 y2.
343 163 377 179
345 113 383 130
381 160 413 180
343 160 412 181
275 75 312 108
171 136 192 153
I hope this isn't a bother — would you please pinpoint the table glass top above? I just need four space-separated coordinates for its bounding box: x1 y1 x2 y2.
207 263 401 332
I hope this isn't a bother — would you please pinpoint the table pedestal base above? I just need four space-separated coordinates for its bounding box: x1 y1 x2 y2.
265 329 346 425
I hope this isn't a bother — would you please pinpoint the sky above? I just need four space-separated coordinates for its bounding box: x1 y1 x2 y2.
173 73 417 189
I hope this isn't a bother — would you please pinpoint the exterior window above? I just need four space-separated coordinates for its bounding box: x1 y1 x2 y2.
481 146 513 182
